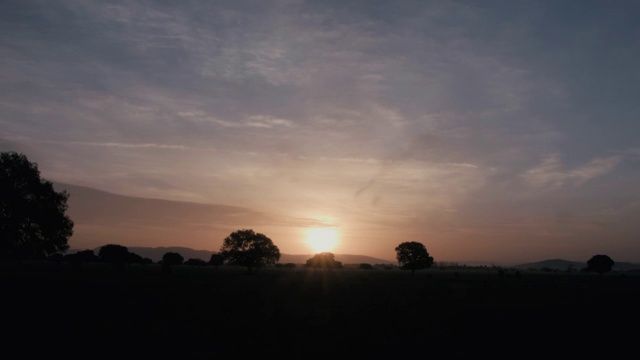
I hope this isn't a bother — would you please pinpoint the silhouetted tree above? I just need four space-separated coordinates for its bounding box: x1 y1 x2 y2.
219 229 280 273
184 258 206 266
305 252 343 268
163 252 184 265
395 241 434 277
99 244 131 269
208 253 224 269
64 249 101 271
161 251 184 273
0 151 74 260
127 251 151 264
359 263 373 270
65 249 101 263
587 254 615 275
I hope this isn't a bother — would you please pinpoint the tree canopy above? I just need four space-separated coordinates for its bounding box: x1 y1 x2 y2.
587 254 615 275
162 252 184 266
98 244 149 268
99 244 131 264
65 249 101 263
395 241 434 276
305 252 343 268
0 151 74 260
184 258 206 266
219 229 280 273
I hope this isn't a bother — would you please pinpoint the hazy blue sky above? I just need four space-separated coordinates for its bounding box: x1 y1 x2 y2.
2 0 640 264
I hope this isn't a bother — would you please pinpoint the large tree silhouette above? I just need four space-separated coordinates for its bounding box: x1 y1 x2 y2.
587 254 615 275
0 151 74 260
219 229 280 273
395 241 434 277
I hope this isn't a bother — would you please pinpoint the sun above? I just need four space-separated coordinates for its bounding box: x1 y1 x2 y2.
305 228 339 253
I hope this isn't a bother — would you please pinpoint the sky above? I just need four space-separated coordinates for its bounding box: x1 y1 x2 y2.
2 0 640 265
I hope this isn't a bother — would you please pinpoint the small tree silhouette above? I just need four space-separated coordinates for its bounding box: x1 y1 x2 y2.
162 252 184 273
99 244 131 270
305 252 343 268
184 258 206 266
395 241 434 277
587 254 614 275
127 252 152 264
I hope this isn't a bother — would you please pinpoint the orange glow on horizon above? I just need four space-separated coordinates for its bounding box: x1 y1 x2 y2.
305 228 339 253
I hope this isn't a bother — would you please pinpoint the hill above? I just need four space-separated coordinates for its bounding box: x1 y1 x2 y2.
512 259 585 271
513 258 640 272
72 246 396 265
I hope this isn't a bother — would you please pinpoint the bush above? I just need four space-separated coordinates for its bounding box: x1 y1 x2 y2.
184 258 207 266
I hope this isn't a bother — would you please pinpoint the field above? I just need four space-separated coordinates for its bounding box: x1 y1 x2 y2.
3 262 639 358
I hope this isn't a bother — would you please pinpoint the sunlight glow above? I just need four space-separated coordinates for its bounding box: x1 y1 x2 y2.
305 228 339 253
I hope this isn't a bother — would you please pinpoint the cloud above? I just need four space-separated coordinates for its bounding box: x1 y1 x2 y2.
245 115 296 128
522 154 622 189
61 141 193 150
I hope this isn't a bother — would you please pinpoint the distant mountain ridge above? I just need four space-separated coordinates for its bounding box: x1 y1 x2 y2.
70 246 640 270
73 246 397 265
513 259 586 271
512 258 640 272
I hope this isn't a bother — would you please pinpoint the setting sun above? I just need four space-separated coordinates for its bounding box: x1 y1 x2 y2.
305 228 339 253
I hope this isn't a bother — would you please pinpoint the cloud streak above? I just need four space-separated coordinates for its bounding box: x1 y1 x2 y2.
522 154 622 190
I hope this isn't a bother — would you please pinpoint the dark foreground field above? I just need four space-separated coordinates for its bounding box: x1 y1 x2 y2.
3 262 639 358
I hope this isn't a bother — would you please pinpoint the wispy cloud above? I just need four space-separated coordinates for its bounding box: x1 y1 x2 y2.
2 135 196 151
246 115 295 128
522 154 622 189
65 142 193 150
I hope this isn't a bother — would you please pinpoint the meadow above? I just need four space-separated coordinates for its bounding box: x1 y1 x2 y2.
3 261 639 358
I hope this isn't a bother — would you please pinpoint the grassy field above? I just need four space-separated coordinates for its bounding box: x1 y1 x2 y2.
3 262 639 358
